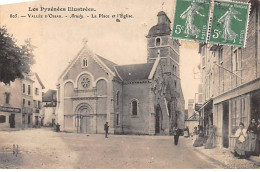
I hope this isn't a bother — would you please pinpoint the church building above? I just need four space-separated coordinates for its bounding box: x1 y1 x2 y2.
56 11 185 135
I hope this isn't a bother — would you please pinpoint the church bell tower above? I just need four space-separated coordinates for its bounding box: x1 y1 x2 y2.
146 11 180 78
147 11 185 132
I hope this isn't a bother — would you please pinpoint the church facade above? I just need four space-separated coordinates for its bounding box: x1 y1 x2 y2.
56 11 185 135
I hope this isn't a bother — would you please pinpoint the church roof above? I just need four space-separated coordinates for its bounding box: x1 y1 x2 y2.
147 24 171 37
115 63 154 81
57 46 117 81
96 54 117 73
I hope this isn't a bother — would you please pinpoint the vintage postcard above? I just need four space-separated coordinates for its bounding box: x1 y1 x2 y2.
0 0 260 170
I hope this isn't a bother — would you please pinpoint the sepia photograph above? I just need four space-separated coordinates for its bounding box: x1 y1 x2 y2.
0 0 259 169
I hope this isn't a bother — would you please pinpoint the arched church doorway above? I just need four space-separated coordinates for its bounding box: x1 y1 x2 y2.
76 104 94 134
155 105 163 134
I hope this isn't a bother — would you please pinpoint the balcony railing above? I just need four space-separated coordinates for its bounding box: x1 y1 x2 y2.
74 88 97 97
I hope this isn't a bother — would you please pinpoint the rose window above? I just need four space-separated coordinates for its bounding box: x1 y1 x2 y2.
81 77 90 88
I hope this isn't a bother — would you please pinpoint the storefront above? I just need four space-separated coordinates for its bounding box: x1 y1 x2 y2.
198 99 213 136
213 78 260 149
0 106 22 130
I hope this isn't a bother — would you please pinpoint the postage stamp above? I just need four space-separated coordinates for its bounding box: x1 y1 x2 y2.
209 0 251 47
171 0 211 42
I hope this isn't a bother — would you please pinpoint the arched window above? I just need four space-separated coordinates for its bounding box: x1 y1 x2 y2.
132 100 138 116
96 79 107 95
156 38 161 46
116 91 119 105
82 58 88 67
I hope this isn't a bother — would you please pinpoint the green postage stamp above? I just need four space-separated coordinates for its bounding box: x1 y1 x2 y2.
172 0 211 42
209 0 251 47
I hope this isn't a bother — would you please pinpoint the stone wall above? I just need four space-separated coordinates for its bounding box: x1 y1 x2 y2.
121 82 151 134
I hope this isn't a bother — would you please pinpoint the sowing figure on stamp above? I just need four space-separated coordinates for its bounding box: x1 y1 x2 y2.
218 5 242 43
180 2 205 38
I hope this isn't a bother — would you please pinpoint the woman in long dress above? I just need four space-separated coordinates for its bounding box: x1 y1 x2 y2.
256 118 260 156
234 123 247 159
218 5 242 43
192 126 198 140
205 125 216 149
246 119 257 156
180 2 205 37
193 130 204 147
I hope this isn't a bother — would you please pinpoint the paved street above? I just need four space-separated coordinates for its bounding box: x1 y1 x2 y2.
0 128 220 169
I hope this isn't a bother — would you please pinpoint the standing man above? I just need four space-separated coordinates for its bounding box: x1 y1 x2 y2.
173 124 180 145
104 122 109 138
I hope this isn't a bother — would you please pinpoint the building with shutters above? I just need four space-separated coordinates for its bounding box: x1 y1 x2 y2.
0 72 45 130
198 0 260 149
28 73 45 127
0 74 33 130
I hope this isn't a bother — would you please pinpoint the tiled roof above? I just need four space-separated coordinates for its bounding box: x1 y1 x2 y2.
115 63 154 81
35 73 45 89
147 24 171 37
96 55 117 73
42 89 57 102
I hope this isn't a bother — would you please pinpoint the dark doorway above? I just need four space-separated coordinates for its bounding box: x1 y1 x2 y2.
251 90 260 120
222 101 229 148
80 116 92 134
28 115 31 124
155 105 162 134
22 114 25 129
35 116 39 126
52 119 55 126
9 114 15 128
41 117 44 126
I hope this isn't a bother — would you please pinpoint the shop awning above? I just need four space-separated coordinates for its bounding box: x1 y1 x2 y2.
197 98 213 112
214 77 260 104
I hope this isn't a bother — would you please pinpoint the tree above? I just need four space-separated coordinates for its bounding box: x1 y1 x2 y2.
0 26 35 84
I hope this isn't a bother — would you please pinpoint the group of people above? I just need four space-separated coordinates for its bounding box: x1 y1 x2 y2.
234 118 260 159
174 124 208 148
190 125 216 148
105 118 260 159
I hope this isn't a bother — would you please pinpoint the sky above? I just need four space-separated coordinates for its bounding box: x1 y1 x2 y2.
0 0 201 108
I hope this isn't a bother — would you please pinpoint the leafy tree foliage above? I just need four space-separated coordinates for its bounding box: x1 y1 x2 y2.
0 26 35 84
